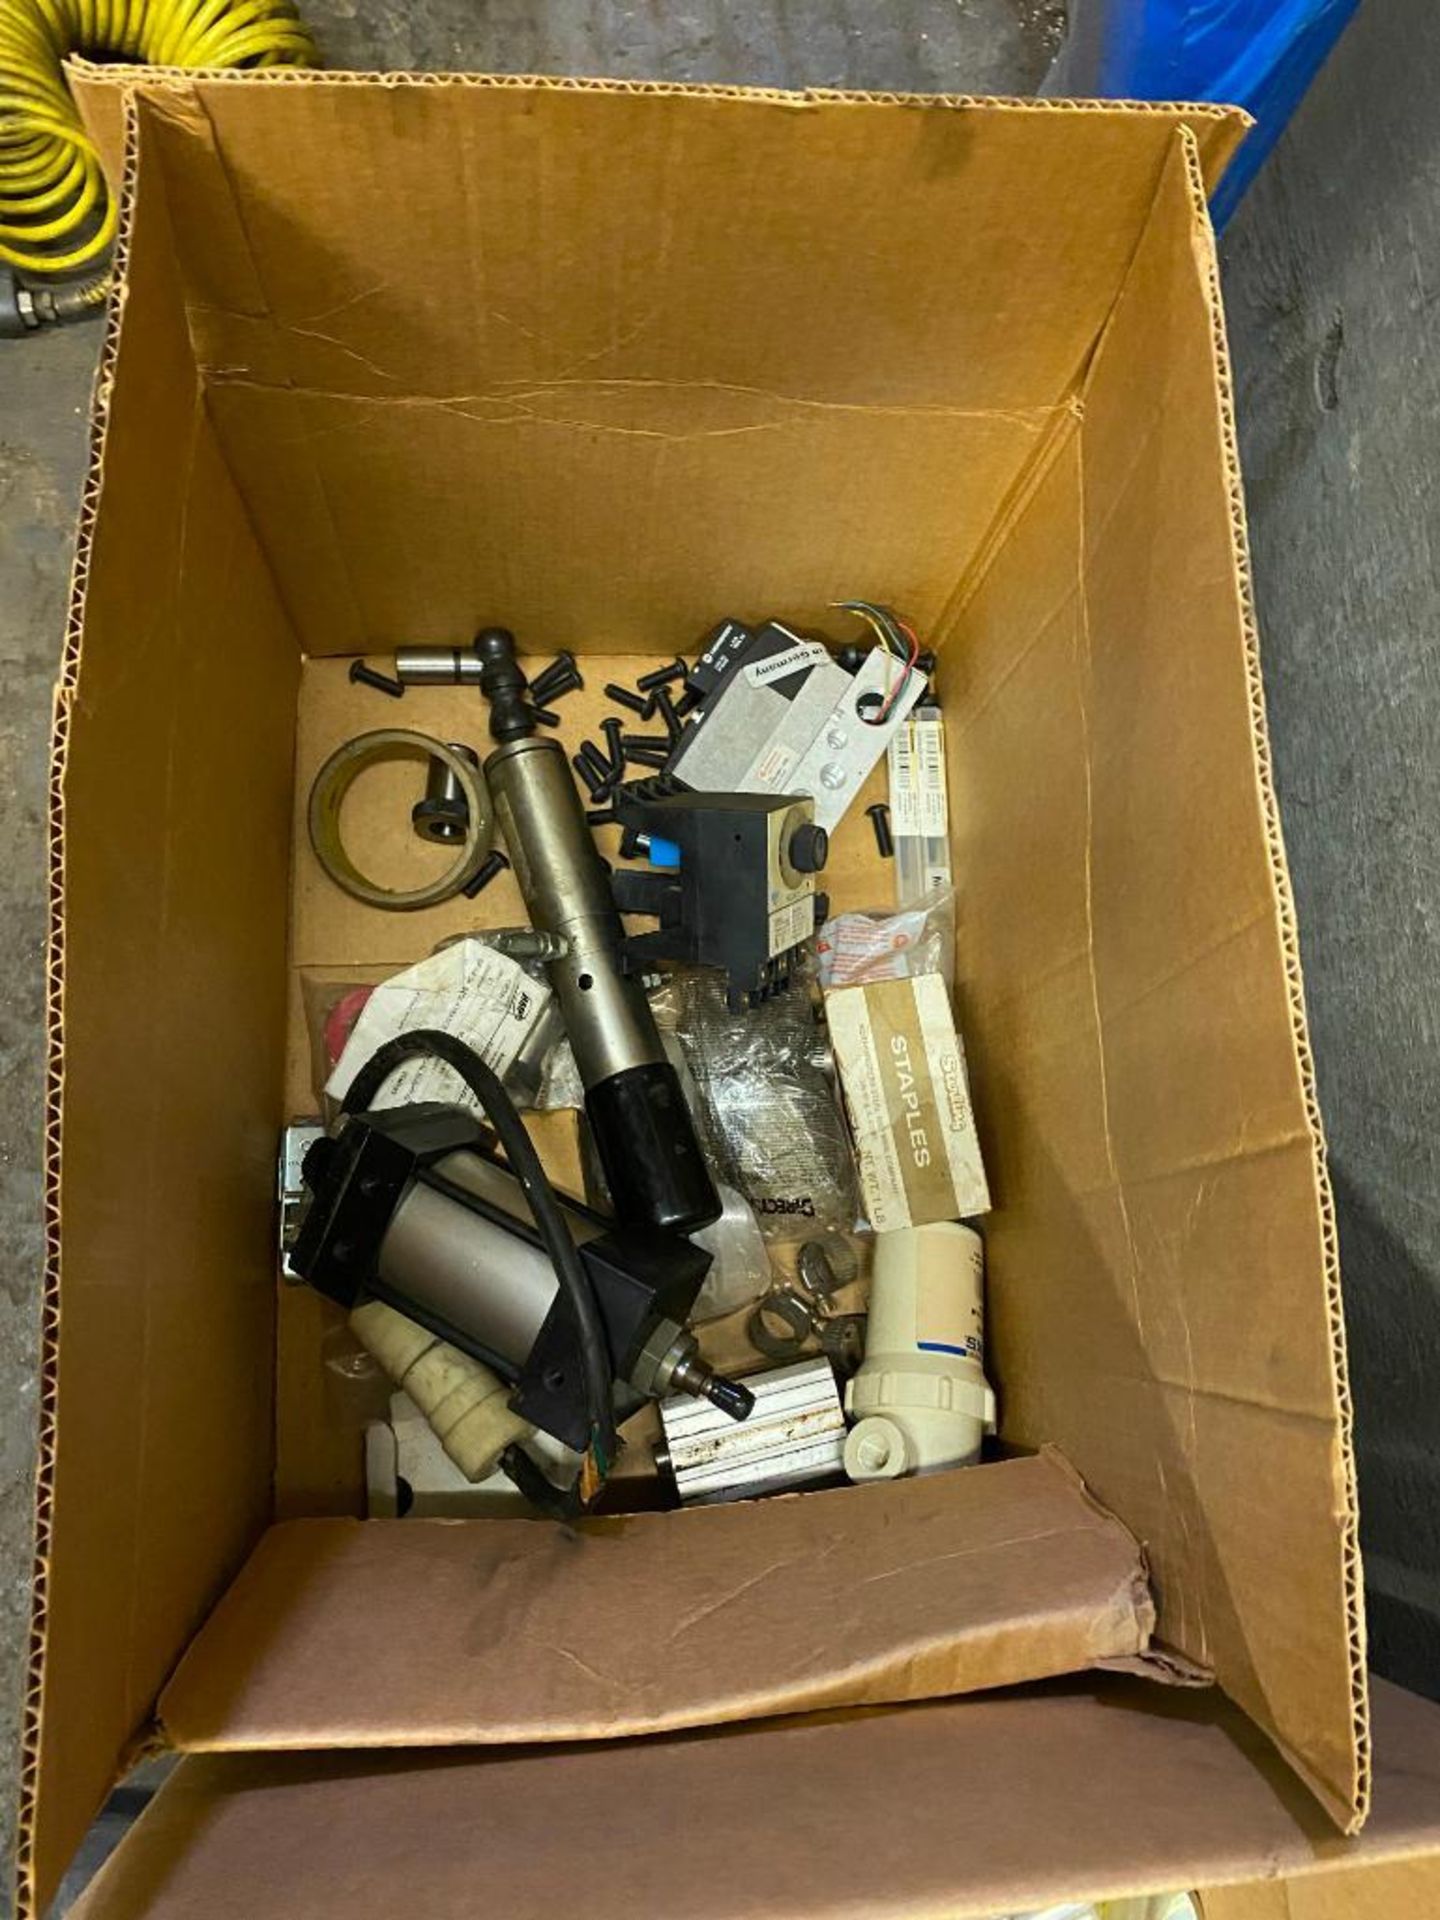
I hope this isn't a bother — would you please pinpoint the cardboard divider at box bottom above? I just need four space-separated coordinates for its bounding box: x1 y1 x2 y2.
158 1451 1160 1750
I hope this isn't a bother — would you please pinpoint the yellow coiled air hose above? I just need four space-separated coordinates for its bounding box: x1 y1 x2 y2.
0 0 314 314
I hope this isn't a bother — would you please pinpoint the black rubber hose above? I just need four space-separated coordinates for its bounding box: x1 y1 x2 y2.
340 1026 618 1468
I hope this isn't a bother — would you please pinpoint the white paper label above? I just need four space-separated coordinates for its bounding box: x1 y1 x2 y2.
326 940 551 1112
743 640 830 687
767 894 815 959
889 713 948 838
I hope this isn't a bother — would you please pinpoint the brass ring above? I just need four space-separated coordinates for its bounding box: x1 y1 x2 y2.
308 729 494 910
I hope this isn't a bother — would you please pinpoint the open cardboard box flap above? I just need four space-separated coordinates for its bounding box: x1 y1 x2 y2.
157 1452 1154 1749
25 63 1380 1918
72 1679 1440 1920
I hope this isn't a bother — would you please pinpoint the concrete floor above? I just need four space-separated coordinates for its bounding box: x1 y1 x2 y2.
1223 0 1440 1705
0 5 1063 1912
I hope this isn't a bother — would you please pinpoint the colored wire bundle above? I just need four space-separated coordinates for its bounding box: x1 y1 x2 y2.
835 598 921 722
0 0 315 279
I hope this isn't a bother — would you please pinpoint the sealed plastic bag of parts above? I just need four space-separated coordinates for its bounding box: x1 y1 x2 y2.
652 968 859 1242
816 889 955 991
307 936 560 1115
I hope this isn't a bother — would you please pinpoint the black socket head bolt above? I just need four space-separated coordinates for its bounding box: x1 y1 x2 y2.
652 684 684 743
625 744 671 770
571 751 609 798
866 801 895 859
574 742 620 799
636 655 689 692
462 849 511 899
673 685 703 718
586 807 618 827
530 705 562 728
349 660 405 699
604 681 652 717
836 643 866 675
578 738 614 782
600 715 628 771
529 651 583 704
620 732 673 752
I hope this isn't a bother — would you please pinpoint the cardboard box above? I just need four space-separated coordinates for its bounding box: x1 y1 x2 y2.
20 63 1410 1917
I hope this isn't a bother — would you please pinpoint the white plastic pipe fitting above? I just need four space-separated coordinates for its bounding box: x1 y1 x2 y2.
844 1221 997 1481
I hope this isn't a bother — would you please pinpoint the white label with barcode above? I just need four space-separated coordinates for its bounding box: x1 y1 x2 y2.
889 715 947 837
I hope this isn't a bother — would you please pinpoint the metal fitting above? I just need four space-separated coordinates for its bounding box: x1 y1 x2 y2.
308 730 494 910
1 271 108 338
747 1287 818 1362
412 743 480 844
395 646 484 686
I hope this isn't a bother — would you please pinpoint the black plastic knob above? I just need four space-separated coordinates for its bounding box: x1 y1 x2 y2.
787 821 829 874
704 1376 756 1423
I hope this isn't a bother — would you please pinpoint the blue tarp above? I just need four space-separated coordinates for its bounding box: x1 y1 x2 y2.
1046 0 1362 224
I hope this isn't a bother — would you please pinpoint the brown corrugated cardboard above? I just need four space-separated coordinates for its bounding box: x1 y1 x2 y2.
1204 1861 1440 1919
21 62 1391 1920
67 1679 1440 1920
935 130 1363 1830
24 89 299 1920
157 1452 1153 1749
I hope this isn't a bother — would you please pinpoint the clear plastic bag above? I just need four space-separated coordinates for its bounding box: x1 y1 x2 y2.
651 967 860 1245
814 887 955 991
690 1182 773 1322
301 932 568 1115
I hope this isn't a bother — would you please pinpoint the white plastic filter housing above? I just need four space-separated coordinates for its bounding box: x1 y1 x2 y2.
844 1221 997 1481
